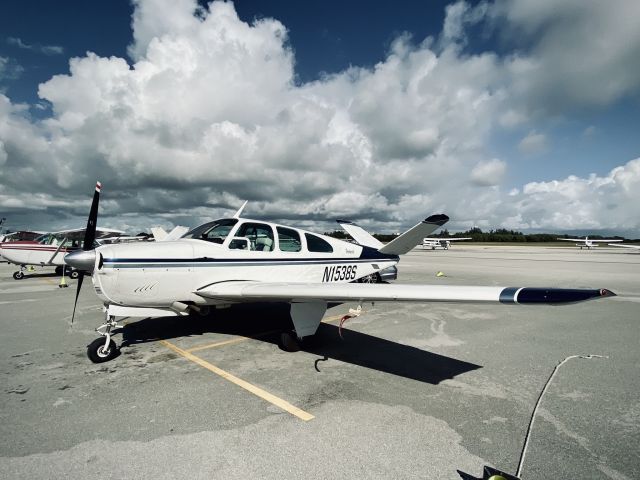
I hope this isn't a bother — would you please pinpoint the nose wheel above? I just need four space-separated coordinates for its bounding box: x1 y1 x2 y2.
87 314 120 363
87 338 118 363
12 265 26 280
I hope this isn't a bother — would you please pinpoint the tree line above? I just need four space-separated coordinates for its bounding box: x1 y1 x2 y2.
324 227 634 243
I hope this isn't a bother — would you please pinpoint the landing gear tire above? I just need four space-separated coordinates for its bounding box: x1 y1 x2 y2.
13 271 24 280
87 338 118 363
279 331 301 352
55 266 63 275
69 270 80 279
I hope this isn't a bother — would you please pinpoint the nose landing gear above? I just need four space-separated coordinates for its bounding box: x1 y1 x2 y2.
87 313 120 363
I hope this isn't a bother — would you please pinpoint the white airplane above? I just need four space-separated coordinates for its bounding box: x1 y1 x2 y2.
422 237 472 250
0 231 44 262
557 236 623 250
608 243 640 252
66 182 615 363
0 226 123 279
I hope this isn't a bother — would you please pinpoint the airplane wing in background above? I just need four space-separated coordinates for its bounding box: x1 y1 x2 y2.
424 237 472 241
608 243 640 250
53 227 125 241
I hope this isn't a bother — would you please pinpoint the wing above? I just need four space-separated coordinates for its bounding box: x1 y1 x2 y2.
609 243 640 249
423 237 471 241
196 281 614 305
336 220 383 249
52 227 125 241
590 239 622 243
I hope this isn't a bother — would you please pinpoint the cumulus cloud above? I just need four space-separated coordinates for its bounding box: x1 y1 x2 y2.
495 0 640 115
470 159 506 186
513 158 640 231
0 0 639 235
518 131 547 155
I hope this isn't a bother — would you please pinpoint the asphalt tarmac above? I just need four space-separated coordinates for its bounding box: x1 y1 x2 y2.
0 245 638 479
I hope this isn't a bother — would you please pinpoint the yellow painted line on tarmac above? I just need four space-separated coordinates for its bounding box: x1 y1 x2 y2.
160 339 314 421
186 336 258 353
184 313 347 353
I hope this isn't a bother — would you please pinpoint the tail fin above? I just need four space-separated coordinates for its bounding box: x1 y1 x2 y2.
164 226 189 241
379 214 449 255
151 227 167 241
336 220 383 249
151 226 189 242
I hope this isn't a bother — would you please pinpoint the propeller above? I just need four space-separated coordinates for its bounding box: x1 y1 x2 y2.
66 181 101 324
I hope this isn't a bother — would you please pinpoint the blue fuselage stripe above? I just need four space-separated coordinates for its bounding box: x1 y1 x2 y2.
102 257 393 268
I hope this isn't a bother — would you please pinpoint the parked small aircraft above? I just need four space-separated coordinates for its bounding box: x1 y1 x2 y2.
422 237 472 250
0 231 44 262
66 182 615 363
608 243 640 251
1 227 123 279
557 236 623 249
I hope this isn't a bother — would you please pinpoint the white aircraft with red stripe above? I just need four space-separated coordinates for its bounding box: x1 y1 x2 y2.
0 185 123 280
65 182 616 363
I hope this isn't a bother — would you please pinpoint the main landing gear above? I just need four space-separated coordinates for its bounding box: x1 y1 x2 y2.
279 331 302 352
87 313 120 363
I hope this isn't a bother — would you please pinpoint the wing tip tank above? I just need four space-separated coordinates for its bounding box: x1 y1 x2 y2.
500 287 616 305
423 214 449 225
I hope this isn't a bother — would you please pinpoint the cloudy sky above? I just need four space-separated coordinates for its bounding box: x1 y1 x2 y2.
1 0 639 236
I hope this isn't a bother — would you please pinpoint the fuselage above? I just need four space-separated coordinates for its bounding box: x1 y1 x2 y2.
423 240 450 250
0 236 79 267
89 217 399 308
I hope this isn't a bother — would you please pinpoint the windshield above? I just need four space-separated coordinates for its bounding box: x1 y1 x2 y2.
182 219 238 244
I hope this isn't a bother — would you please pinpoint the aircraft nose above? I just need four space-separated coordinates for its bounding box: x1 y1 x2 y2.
65 250 96 271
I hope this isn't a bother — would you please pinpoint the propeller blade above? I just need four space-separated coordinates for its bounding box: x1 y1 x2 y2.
82 181 101 250
71 273 84 325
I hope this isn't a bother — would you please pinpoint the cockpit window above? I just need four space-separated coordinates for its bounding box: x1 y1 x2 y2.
182 219 238 244
36 234 55 245
232 223 274 251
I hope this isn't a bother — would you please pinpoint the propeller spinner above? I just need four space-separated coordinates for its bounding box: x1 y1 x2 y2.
65 181 101 324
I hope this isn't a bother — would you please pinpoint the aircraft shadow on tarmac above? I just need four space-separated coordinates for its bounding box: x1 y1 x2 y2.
119 303 481 385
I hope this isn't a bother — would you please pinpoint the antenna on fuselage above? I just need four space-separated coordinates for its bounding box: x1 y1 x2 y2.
233 200 248 219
